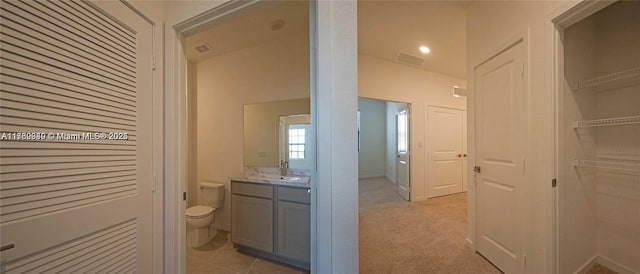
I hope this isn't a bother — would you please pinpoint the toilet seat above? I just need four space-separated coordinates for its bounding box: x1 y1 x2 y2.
186 205 215 218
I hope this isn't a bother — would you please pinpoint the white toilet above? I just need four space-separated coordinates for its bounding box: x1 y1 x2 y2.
186 181 225 247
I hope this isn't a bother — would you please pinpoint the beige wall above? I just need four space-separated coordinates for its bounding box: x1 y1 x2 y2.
358 54 467 201
466 1 579 273
195 31 310 231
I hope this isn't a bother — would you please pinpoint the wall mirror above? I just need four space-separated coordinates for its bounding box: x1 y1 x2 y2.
243 98 310 168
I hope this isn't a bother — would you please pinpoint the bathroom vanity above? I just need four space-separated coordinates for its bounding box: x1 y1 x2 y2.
230 178 310 270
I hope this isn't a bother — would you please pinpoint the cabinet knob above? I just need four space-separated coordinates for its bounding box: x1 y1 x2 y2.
307 189 311 194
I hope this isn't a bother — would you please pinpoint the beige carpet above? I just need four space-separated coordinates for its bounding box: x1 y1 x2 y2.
359 177 502 274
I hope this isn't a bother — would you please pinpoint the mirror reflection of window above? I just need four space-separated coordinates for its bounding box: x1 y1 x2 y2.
286 123 311 169
277 113 312 170
288 126 306 159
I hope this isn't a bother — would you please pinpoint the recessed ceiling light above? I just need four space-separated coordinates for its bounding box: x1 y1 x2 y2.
419 46 430 54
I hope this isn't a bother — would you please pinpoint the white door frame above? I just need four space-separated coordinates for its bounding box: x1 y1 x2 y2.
358 96 412 196
550 2 617 273
164 1 337 273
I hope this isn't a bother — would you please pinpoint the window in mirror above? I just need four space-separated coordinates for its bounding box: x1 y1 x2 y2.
288 126 306 159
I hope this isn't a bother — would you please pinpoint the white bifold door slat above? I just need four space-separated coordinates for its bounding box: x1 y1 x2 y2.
0 0 153 272
2 11 135 76
1 64 136 110
0 99 136 128
1 0 137 71
1 87 136 120
0 53 136 103
1 220 137 273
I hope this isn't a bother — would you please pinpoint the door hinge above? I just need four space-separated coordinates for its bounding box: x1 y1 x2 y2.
523 254 527 267
183 192 187 201
552 178 557 188
152 174 157 192
521 62 525 78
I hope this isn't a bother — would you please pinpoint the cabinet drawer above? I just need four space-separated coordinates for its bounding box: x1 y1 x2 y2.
277 186 310 204
232 181 273 198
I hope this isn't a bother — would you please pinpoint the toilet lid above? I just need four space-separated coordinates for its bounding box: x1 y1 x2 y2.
186 206 214 217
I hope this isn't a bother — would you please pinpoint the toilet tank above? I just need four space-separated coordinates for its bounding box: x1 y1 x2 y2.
199 182 225 208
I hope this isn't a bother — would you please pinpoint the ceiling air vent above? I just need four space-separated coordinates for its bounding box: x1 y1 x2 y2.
193 43 211 54
396 51 425 66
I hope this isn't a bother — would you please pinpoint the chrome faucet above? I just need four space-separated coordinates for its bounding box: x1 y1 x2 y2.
280 160 289 177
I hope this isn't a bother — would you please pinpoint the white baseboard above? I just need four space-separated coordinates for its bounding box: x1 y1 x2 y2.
358 174 387 179
412 196 427 202
575 255 598 274
465 238 474 249
386 175 396 184
575 255 638 274
597 255 638 274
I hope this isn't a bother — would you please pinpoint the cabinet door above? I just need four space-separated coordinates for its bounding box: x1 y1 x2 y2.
276 201 310 263
232 195 273 252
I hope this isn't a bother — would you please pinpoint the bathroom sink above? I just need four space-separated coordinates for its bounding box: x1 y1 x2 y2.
246 173 309 184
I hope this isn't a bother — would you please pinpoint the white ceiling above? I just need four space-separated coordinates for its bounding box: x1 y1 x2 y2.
185 1 309 62
186 0 467 79
358 0 468 78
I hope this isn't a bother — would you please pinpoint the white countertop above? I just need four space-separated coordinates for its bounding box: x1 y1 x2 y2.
229 175 311 188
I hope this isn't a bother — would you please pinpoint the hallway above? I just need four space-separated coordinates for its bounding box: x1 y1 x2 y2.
359 177 500 273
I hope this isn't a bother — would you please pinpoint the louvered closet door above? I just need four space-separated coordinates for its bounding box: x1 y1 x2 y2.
0 1 153 272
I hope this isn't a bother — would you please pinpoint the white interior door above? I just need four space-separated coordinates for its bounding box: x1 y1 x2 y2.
0 1 154 272
475 41 527 273
427 106 464 198
396 108 410 201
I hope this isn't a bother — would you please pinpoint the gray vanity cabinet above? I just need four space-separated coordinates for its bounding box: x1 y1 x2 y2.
276 201 310 263
231 182 274 253
275 186 310 264
231 181 310 270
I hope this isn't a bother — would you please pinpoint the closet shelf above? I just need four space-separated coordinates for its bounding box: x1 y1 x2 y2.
573 159 640 173
572 115 640 129
573 66 640 91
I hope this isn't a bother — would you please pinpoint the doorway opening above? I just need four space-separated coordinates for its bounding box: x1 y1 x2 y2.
179 1 313 272
358 97 411 203
356 1 497 272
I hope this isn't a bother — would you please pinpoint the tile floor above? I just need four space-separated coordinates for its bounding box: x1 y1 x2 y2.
187 231 309 274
